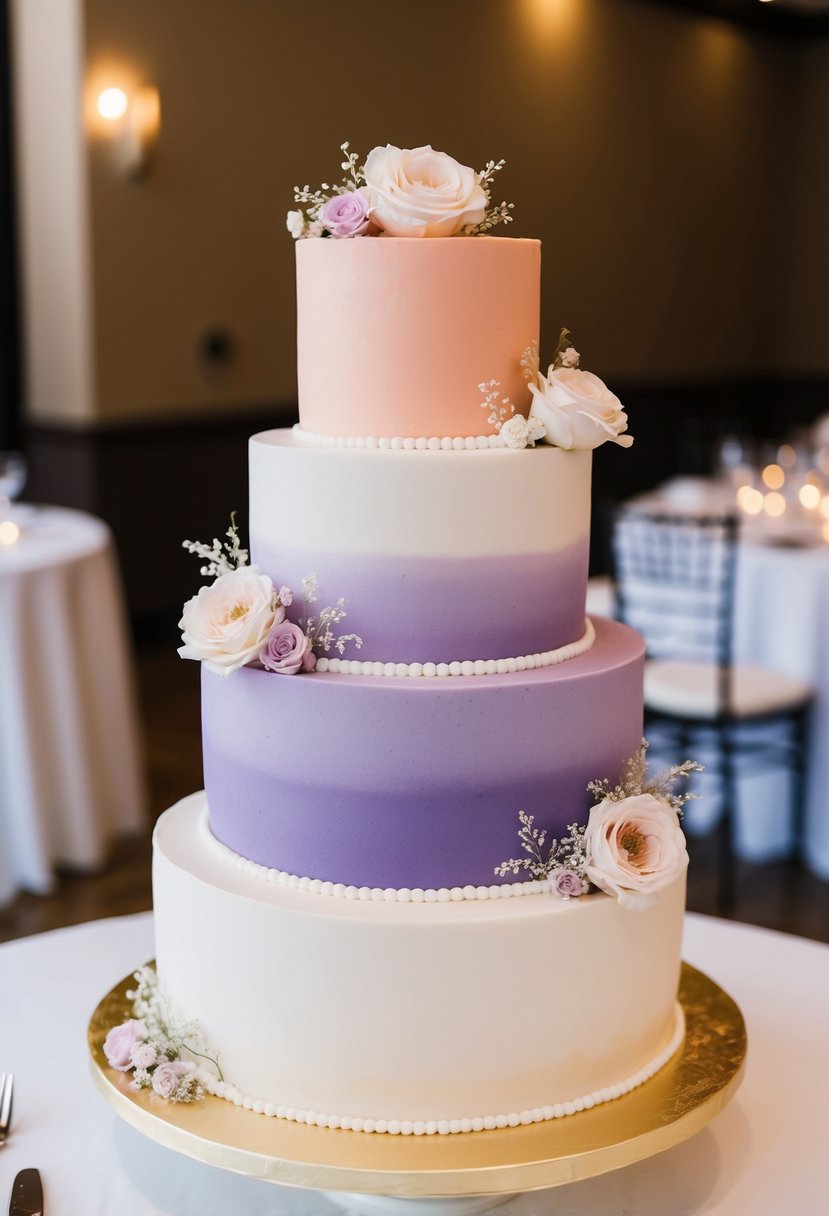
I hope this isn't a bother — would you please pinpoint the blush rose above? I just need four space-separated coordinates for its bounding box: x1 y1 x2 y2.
584 793 688 911
319 189 372 238
260 620 316 675
178 566 280 676
103 1019 143 1071
363 144 487 238
529 367 633 451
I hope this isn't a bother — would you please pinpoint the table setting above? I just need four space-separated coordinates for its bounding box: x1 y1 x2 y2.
0 452 146 907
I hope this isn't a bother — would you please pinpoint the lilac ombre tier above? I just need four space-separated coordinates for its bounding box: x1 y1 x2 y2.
202 617 645 891
249 430 592 664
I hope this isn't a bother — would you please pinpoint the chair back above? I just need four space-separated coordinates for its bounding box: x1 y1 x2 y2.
611 505 739 714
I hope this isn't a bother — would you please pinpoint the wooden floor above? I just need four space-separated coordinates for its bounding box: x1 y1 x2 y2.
2 636 829 945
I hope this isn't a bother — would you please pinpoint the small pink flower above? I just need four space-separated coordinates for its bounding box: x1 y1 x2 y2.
552 869 586 900
151 1060 189 1099
104 1019 143 1071
319 189 371 238
278 585 294 607
130 1042 158 1069
260 620 314 675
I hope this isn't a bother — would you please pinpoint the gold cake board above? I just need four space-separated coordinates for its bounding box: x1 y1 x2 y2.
89 962 746 1214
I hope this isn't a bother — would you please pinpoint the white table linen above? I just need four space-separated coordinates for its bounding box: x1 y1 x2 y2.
0 910 827 1215
0 507 146 905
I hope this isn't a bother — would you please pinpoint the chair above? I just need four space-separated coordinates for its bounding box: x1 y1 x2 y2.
611 504 811 913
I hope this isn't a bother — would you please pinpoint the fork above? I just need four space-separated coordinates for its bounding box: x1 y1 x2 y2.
0 1073 13 1146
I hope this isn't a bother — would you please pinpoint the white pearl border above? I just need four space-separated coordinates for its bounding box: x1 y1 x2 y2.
193 1004 685 1135
202 812 553 902
315 618 595 678
294 424 502 451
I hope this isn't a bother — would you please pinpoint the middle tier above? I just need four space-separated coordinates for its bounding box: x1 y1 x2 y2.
203 616 644 890
250 429 591 665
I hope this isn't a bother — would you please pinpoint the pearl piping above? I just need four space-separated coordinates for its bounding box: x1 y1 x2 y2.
315 618 595 678
193 1005 686 1135
294 424 502 451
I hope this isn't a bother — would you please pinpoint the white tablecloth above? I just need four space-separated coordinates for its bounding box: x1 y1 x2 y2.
0 506 146 905
0 911 827 1214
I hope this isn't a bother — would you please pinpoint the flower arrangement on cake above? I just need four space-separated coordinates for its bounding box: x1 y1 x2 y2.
178 514 361 677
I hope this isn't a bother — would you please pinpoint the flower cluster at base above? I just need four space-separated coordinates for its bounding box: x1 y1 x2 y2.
178 515 361 677
496 741 702 910
287 142 513 241
486 329 634 453
103 966 221 1104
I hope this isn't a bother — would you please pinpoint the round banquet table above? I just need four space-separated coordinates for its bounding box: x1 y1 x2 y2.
0 910 826 1214
0 506 146 906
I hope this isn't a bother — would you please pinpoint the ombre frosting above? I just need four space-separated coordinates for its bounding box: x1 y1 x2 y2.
203 617 645 890
249 430 592 663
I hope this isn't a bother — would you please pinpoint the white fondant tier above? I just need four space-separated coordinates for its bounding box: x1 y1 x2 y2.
249 429 591 664
154 796 686 1131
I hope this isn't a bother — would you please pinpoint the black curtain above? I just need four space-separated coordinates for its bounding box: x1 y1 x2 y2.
0 0 19 452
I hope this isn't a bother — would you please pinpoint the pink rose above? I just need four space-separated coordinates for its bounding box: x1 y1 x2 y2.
552 869 586 900
319 189 371 238
260 620 314 675
104 1019 143 1071
151 1060 189 1099
584 793 688 911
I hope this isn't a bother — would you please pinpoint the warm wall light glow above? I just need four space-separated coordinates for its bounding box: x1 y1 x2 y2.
737 485 764 515
762 464 785 490
97 87 128 121
800 484 822 510
764 492 786 517
0 521 20 545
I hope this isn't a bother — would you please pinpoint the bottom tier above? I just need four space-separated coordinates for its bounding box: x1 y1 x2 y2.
153 796 686 1134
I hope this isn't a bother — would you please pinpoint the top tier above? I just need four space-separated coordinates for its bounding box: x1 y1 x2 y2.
296 236 540 440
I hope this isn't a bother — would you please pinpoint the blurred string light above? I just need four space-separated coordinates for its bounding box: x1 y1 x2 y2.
761 463 785 490
737 485 764 515
764 492 786 518
0 521 20 546
777 444 797 468
800 483 822 510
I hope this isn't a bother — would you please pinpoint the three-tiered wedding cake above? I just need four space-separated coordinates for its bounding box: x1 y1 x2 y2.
125 146 693 1136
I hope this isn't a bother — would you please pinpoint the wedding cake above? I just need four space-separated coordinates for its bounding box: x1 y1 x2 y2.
105 145 695 1136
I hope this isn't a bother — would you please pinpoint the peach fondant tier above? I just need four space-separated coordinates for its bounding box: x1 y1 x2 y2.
154 795 685 1129
296 236 540 439
202 617 645 890
249 429 591 664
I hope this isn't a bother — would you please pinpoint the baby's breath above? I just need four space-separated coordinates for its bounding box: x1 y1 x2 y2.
302 572 363 655
495 812 587 881
182 511 248 579
587 739 703 818
466 158 514 235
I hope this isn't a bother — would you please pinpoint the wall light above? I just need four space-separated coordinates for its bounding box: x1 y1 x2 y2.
95 84 160 179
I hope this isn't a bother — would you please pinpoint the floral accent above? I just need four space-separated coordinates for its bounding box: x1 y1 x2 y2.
584 794 689 911
363 144 487 238
103 1019 142 1072
103 966 223 1104
495 741 701 909
288 141 513 240
494 813 587 893
178 565 282 677
319 189 372 238
179 516 360 676
479 378 515 430
302 573 362 657
586 739 702 817
260 620 316 675
499 413 547 450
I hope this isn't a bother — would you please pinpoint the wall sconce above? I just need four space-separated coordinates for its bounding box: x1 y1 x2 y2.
96 84 160 179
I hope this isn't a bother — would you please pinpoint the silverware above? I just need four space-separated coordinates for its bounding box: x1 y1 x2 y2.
7 1168 43 1216
0 1074 12 1146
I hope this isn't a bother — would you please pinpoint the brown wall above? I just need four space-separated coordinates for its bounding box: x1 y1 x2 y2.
79 0 804 425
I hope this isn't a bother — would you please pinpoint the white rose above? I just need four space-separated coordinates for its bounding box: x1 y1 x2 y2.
363 144 487 238
529 367 633 451
178 565 282 676
499 413 546 449
584 793 688 911
286 209 306 239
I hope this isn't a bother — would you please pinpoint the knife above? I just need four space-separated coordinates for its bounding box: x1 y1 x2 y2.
8 1170 43 1216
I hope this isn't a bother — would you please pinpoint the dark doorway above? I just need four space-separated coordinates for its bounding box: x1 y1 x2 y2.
0 0 20 452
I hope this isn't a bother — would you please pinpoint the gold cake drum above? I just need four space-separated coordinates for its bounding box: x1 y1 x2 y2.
88 961 746 1205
